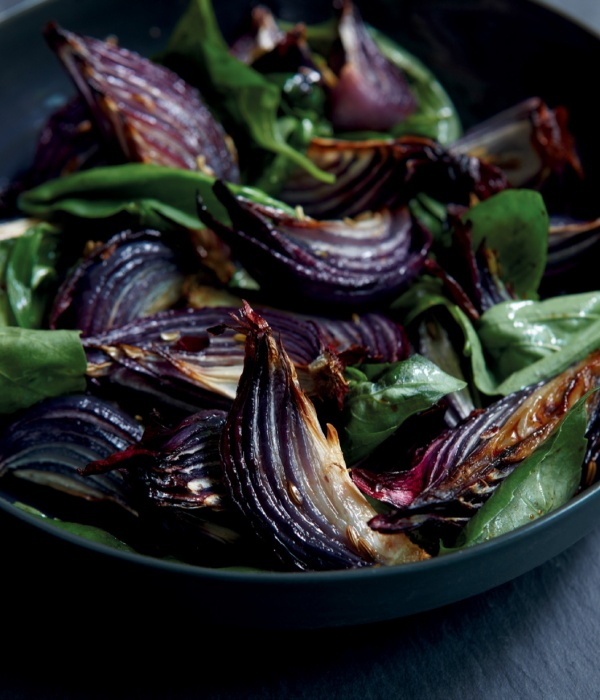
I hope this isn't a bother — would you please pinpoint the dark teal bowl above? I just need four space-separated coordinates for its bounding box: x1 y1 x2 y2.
1 0 599 629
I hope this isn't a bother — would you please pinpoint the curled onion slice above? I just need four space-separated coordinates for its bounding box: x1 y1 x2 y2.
84 306 348 413
197 181 432 308
50 230 189 336
85 410 228 511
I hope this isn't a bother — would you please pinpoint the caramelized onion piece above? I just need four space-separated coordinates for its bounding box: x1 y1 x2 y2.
220 303 427 571
452 97 582 188
280 136 508 219
356 351 600 533
44 23 239 181
328 0 416 131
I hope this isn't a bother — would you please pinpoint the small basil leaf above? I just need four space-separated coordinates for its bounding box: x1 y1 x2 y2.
342 355 466 463
0 327 86 413
0 238 17 326
5 222 61 329
12 502 137 553
449 391 591 549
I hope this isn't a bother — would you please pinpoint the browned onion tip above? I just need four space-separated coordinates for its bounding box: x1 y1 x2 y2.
452 97 583 188
328 0 417 132
220 302 428 571
229 5 285 64
43 22 239 181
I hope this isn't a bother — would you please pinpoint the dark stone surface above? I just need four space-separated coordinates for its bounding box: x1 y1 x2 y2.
1 507 599 699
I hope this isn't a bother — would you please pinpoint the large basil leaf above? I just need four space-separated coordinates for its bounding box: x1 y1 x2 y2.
476 292 600 395
5 222 61 329
161 0 332 185
450 392 590 549
0 327 86 413
342 355 466 463
12 502 138 553
463 189 548 299
18 163 294 230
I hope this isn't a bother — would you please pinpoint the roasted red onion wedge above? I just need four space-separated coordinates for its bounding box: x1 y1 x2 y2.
280 136 509 219
84 306 348 413
84 409 228 511
50 230 190 335
355 350 600 534
197 181 432 308
0 394 142 510
451 97 582 190
328 0 416 131
43 23 239 181
220 303 428 571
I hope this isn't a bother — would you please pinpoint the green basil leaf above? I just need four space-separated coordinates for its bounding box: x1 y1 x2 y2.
161 0 333 185
0 327 86 413
5 222 61 329
12 502 138 552
0 238 17 327
342 355 466 463
18 163 294 229
463 189 548 298
449 391 591 549
476 293 600 395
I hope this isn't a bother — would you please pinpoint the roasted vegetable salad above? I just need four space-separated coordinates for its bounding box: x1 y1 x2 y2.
0 0 599 572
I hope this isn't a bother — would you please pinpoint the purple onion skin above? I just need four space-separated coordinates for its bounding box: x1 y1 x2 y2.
328 0 416 132
0 394 142 509
50 230 189 336
220 303 427 571
25 96 105 186
43 23 239 182
354 350 600 533
197 181 432 309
